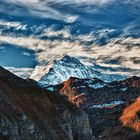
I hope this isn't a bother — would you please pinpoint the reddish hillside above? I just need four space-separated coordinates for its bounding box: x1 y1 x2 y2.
60 77 86 107
120 96 140 132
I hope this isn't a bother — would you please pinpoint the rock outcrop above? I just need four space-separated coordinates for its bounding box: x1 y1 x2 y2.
0 66 94 140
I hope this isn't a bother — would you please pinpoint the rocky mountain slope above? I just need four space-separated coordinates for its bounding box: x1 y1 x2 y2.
0 66 94 140
30 55 123 86
89 97 140 140
1 65 140 140
51 76 140 139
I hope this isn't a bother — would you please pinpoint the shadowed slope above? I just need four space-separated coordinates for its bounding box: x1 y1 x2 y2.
0 66 94 140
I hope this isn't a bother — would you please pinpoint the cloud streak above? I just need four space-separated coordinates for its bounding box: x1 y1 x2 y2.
5 67 33 78
2 0 79 23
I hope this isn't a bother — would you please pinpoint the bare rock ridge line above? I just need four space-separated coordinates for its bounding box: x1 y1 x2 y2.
0 66 94 140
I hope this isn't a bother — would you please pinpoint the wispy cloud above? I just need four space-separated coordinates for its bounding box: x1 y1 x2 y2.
0 20 27 33
5 66 33 78
22 52 31 56
2 0 79 23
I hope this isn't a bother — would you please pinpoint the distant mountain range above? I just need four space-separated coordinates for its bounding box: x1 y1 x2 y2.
48 75 140 139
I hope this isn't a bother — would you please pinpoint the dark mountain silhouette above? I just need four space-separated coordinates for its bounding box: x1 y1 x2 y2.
0 66 94 140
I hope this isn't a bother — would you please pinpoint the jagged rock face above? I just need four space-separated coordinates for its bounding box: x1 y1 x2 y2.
0 66 94 140
30 55 116 86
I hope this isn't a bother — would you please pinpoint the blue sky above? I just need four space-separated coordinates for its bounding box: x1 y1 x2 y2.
0 43 36 68
0 0 140 77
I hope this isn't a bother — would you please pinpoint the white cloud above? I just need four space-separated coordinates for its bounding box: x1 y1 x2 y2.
0 31 140 77
2 0 79 23
0 20 25 28
1 0 140 78
2 0 140 24
0 21 139 77
65 15 79 23
38 26 72 39
4 67 33 78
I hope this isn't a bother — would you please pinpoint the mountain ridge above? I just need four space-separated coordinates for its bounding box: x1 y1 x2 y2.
0 66 94 140
53 76 140 139
30 55 123 86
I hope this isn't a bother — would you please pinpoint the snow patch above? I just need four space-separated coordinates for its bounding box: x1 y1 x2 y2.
92 101 125 109
120 87 128 92
88 83 107 89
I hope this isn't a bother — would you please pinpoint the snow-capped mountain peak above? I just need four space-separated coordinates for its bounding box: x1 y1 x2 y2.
60 55 84 66
30 55 114 86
